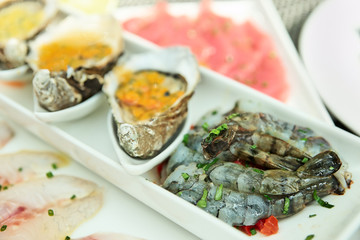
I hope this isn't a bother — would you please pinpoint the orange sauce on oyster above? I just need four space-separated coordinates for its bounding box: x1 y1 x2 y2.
0 2 44 43
37 35 112 71
114 68 185 121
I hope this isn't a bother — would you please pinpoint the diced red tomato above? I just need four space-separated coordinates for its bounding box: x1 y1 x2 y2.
255 215 279 236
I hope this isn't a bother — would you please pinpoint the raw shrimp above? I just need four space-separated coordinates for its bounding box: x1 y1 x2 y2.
163 163 340 226
0 175 103 240
0 120 14 149
201 109 332 170
0 150 69 186
207 150 345 196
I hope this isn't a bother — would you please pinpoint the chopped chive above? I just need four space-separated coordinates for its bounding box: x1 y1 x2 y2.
70 194 76 200
215 184 223 201
46 171 54 178
65 236 71 240
177 191 182 196
18 167 23 172
309 214 317 218
3 186 8 190
205 124 228 143
181 173 189 181
250 228 257 235
48 209 54 216
52 163 58 170
264 194 272 200
202 122 209 131
203 158 219 171
251 187 255 192
283 197 290 214
0 185 2 191
182 134 189 145
250 144 257 150
302 157 309 163
226 113 239 120
212 110 218 115
329 166 334 170
298 129 308 133
301 138 308 142
305 234 315 240
253 168 264 174
1 225 7 232
197 189 208 208
313 190 334 208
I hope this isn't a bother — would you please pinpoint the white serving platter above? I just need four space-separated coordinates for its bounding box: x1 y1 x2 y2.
1 1 359 240
299 0 360 135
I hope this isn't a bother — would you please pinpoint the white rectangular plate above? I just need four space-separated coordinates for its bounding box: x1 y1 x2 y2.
0 1 359 240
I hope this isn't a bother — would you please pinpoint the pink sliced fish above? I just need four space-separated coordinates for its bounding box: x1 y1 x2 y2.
74 232 144 240
0 175 103 240
0 120 14 149
0 150 69 186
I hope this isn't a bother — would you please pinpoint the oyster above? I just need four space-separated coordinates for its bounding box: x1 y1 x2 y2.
103 46 200 159
27 14 124 112
0 0 57 71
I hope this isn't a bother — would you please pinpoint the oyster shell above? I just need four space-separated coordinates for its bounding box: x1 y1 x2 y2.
0 0 57 71
27 14 124 112
103 46 199 159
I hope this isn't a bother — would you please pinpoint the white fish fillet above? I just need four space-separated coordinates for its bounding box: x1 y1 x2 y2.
0 120 14 149
0 175 103 240
74 232 144 240
0 150 69 186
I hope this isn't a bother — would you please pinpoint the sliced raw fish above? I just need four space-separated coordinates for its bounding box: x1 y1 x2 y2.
0 175 103 240
0 150 69 186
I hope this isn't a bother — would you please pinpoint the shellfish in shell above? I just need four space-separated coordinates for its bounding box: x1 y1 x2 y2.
27 14 124 112
0 0 57 81
103 46 200 159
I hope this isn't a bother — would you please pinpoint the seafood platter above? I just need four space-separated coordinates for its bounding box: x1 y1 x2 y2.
1 0 360 240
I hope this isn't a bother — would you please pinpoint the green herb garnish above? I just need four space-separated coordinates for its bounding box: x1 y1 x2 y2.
264 194 272 200
46 171 54 178
313 190 334 208
177 191 182 196
205 123 228 143
197 189 208 208
18 167 23 172
305 234 315 240
283 197 290 214
298 129 308 133
3 186 8 190
0 185 2 191
182 133 189 145
70 194 76 200
301 138 308 142
302 157 309 163
214 184 223 201
250 144 257 150
250 228 257 235
1 225 7 232
181 173 189 181
309 214 316 218
253 168 264 174
226 113 239 120
212 110 218 115
329 166 334 170
52 163 58 170
48 209 54 216
65 236 71 240
202 122 209 131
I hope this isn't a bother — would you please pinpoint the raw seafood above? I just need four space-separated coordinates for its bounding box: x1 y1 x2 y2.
0 150 68 185
0 175 103 240
27 14 123 112
123 0 288 101
162 104 352 232
103 46 199 158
